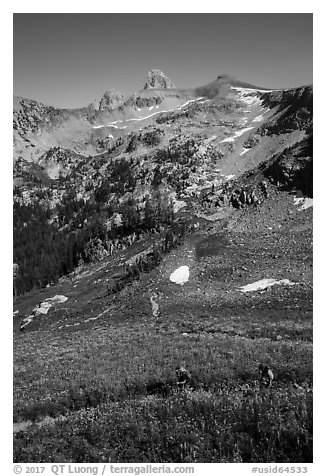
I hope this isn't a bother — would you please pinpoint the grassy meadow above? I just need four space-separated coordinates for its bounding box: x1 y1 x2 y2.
13 202 313 463
14 306 312 463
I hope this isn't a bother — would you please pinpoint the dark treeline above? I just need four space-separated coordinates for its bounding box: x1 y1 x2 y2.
14 184 175 296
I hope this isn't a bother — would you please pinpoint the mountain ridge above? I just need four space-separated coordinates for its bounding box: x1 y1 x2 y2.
15 70 305 113
13 67 313 464
13 69 312 297
14 71 311 166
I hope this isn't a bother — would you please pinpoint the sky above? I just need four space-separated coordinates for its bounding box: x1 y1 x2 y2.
13 13 313 108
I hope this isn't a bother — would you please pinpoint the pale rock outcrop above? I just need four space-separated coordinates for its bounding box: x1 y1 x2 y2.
144 69 176 90
99 89 125 112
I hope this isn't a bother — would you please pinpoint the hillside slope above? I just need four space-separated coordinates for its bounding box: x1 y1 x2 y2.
13 185 313 462
13 72 313 463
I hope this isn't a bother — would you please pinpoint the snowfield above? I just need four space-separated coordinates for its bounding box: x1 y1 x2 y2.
35 295 68 314
294 197 313 211
230 86 282 93
240 148 251 156
220 127 254 143
20 295 68 330
170 266 190 285
230 86 280 108
239 279 297 293
92 98 205 129
253 115 264 122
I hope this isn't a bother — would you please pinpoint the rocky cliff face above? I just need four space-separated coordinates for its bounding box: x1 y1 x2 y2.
144 69 176 89
259 86 313 135
13 96 67 136
98 89 125 112
13 96 98 162
263 135 313 197
13 96 96 137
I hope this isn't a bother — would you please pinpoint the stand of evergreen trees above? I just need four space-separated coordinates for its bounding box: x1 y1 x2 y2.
13 187 175 296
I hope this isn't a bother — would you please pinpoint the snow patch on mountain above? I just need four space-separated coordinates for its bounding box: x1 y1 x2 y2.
220 127 255 143
253 115 264 122
240 148 251 156
20 295 68 330
170 266 190 285
240 279 297 293
231 87 282 93
92 98 205 129
294 197 313 211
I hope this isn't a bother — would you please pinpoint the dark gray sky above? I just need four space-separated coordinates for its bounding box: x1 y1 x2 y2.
13 13 313 108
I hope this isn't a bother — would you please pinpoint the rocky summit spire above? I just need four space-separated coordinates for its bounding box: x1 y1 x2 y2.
99 89 125 112
144 69 176 90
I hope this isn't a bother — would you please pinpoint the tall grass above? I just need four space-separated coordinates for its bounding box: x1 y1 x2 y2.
14 386 312 463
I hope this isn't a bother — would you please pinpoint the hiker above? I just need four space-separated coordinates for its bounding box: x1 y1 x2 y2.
258 364 274 388
239 189 247 206
261 180 268 198
175 366 191 390
220 190 227 204
250 191 259 207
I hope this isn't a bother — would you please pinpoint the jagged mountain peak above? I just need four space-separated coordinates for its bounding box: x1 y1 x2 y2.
144 69 176 90
99 89 125 112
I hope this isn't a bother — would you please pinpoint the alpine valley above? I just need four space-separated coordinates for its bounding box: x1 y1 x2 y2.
13 69 313 463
